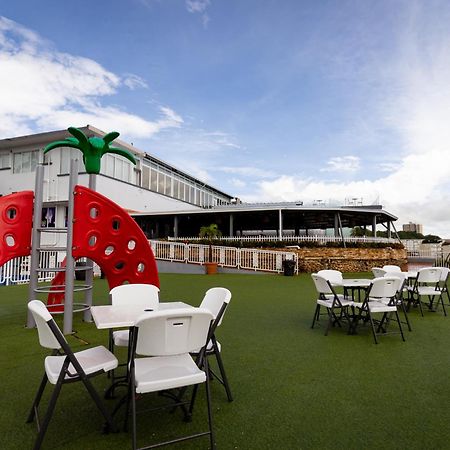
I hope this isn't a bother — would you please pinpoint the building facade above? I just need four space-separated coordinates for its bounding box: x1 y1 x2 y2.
0 125 233 245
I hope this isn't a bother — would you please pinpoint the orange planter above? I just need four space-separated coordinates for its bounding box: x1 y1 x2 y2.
205 262 218 275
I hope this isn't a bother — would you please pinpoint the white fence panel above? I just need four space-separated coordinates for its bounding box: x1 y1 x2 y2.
149 240 298 274
0 251 61 286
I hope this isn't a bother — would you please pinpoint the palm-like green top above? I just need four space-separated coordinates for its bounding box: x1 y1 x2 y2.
43 127 136 174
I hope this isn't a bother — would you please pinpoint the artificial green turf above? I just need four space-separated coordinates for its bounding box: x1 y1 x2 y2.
1 273 450 449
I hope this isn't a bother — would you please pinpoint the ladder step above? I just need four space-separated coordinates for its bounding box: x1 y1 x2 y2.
37 228 68 233
34 285 93 293
34 266 93 272
36 247 67 251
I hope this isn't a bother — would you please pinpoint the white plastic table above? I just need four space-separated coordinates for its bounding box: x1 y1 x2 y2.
91 302 194 329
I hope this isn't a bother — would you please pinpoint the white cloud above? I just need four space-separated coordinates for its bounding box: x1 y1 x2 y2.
123 73 148 90
186 0 210 14
321 156 360 172
244 4 450 237
0 16 182 139
217 166 275 178
185 0 210 27
230 178 246 188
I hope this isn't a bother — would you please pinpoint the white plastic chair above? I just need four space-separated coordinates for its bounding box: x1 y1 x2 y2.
411 267 447 316
127 308 215 450
109 284 160 349
316 269 343 286
372 267 387 278
383 271 412 331
382 265 402 272
27 300 118 449
353 277 405 344
191 287 233 402
311 273 353 335
433 266 450 306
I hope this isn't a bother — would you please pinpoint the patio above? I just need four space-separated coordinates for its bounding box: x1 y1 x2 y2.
2 272 450 449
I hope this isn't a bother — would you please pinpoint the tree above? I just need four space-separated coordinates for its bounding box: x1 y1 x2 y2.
422 234 442 244
44 127 136 174
199 223 222 262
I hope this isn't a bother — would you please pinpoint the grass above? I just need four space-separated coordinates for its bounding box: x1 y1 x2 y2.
1 272 450 449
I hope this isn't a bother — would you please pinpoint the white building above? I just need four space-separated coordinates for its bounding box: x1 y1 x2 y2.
0 125 233 245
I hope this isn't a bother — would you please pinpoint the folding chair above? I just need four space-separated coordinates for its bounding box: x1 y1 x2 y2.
352 277 405 344
372 267 387 278
191 287 233 402
434 266 450 307
383 271 412 331
382 265 402 272
411 267 447 316
316 269 343 285
109 284 160 352
27 300 118 450
311 273 353 336
125 308 215 450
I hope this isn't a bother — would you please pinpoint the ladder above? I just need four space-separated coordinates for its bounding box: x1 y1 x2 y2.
27 160 94 334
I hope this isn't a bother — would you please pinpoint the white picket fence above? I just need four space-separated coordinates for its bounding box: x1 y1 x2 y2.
0 251 62 286
149 240 297 274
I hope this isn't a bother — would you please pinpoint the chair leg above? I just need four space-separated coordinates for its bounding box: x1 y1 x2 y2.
324 307 334 336
368 313 378 344
130 370 137 450
27 373 48 423
311 304 320 329
32 377 64 450
188 384 200 416
204 358 216 450
401 302 412 331
395 311 405 341
212 343 233 402
80 375 116 433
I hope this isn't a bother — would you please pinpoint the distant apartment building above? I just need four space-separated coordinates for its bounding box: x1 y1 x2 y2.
402 222 423 234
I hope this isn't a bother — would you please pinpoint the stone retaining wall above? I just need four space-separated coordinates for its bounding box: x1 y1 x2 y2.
283 247 408 273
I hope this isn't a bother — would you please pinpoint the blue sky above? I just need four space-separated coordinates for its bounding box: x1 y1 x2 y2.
1 0 450 236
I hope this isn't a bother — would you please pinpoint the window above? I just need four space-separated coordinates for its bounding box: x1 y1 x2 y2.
158 173 165 193
41 207 56 228
60 148 83 174
13 150 39 174
142 166 150 189
0 153 10 169
164 175 172 196
173 179 179 199
150 169 158 191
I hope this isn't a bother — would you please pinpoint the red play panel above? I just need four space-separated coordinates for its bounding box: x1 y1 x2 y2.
72 185 159 290
0 191 33 267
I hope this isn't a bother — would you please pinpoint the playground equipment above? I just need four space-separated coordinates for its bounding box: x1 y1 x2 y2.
0 127 160 334
0 191 34 267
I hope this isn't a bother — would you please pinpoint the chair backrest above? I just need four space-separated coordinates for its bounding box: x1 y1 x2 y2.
372 267 387 278
135 308 214 357
316 269 343 285
199 287 231 327
417 267 441 284
433 266 450 283
311 273 334 296
368 277 399 299
382 265 401 272
384 271 406 292
110 283 160 308
28 300 64 350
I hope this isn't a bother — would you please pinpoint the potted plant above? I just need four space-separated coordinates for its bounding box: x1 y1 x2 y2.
199 223 222 274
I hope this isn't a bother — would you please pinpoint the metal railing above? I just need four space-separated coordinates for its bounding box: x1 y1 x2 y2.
0 251 61 286
150 240 297 274
168 235 398 244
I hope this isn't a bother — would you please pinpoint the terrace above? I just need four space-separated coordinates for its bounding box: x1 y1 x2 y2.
2 272 450 449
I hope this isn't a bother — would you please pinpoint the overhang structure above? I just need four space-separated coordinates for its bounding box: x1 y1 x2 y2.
132 202 399 240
